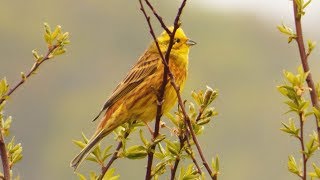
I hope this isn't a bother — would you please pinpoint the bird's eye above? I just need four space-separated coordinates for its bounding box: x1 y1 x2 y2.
176 38 181 43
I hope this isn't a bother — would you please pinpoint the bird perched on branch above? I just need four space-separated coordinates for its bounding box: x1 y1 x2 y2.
70 26 196 170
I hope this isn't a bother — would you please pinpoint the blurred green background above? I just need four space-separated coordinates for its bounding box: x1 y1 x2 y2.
1 0 320 179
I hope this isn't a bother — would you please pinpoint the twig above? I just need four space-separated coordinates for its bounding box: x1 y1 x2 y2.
0 45 59 180
292 0 320 143
170 134 202 179
139 1 164 178
298 112 307 180
171 159 180 180
140 0 216 179
139 0 186 179
170 136 184 180
0 133 9 180
98 132 129 180
0 45 59 105
144 0 171 35
184 135 203 175
171 80 215 179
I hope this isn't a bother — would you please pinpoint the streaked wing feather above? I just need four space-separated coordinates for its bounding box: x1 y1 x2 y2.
92 54 159 121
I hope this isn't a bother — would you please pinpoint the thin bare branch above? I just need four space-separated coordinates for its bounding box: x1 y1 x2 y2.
144 0 171 35
298 113 307 180
140 0 216 179
0 45 59 105
0 44 60 180
0 133 9 180
170 80 215 180
98 132 129 180
139 0 187 179
292 0 320 143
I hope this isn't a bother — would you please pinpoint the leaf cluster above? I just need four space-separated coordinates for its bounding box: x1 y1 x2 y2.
73 86 220 179
278 67 320 179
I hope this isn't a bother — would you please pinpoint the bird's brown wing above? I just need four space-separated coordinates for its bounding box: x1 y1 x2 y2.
92 53 160 121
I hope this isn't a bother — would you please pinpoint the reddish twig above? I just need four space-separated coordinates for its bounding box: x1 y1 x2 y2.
292 0 320 143
298 113 307 180
170 81 215 179
184 135 203 175
0 45 59 180
98 132 129 180
139 0 186 179
0 133 9 180
0 45 59 105
170 136 184 180
140 0 216 179
144 0 171 35
170 134 202 179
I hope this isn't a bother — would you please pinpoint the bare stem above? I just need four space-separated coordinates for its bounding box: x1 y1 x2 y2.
144 0 171 35
140 0 215 179
170 136 184 180
98 132 129 180
0 45 59 105
292 0 320 143
0 45 59 180
139 0 187 179
0 132 9 180
298 113 307 180
184 135 203 175
172 82 214 179
170 134 202 179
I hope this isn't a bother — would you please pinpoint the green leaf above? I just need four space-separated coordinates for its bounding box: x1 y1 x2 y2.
288 155 301 176
302 0 312 9
51 25 62 40
102 168 120 180
202 86 218 108
310 163 320 178
92 144 102 161
313 107 320 125
85 156 99 163
102 145 113 162
196 117 211 125
212 156 220 173
139 129 148 146
165 112 179 126
0 78 9 98
298 101 310 112
72 140 86 149
44 33 52 45
3 116 12 136
52 48 66 56
89 172 97 180
304 134 319 158
191 90 203 106
76 173 87 180
178 164 201 180
153 134 166 144
7 137 23 166
277 24 297 43
152 161 167 177
125 145 147 159
81 132 89 143
307 40 316 55
165 140 180 156
280 119 300 137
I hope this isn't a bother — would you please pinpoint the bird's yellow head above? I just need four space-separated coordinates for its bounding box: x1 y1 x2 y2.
151 26 196 55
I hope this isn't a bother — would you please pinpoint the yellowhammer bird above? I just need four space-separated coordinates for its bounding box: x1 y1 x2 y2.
70 26 196 170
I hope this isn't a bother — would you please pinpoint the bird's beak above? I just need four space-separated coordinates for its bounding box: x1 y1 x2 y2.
186 39 197 46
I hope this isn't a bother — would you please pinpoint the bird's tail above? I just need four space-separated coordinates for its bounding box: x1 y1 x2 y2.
70 127 112 171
